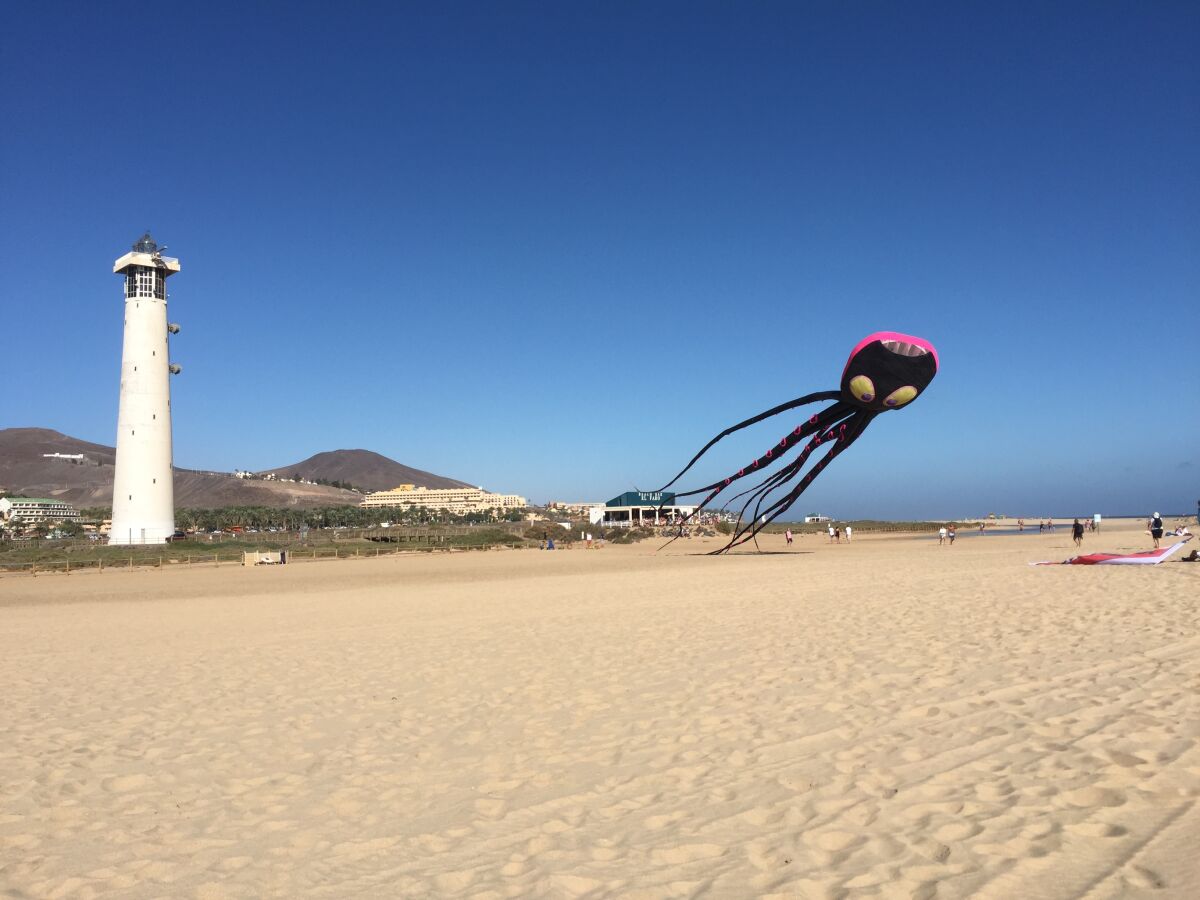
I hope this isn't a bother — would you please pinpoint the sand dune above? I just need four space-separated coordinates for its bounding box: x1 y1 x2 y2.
1 520 1197 898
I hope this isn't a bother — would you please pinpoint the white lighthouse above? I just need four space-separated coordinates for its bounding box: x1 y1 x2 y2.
109 233 181 545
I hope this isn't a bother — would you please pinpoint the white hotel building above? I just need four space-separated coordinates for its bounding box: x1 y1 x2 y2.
360 484 526 516
0 497 82 525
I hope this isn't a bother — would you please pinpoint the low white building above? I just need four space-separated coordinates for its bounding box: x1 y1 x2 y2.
590 491 696 528
0 497 82 524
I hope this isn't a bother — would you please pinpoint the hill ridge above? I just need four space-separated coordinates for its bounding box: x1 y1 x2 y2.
259 448 471 492
0 429 471 508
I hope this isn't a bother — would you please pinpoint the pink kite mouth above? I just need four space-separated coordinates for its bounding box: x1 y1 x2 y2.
844 331 939 375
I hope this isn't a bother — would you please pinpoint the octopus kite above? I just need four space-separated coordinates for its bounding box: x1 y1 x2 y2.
657 332 939 553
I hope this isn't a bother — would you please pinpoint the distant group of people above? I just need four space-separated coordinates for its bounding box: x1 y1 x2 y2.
937 524 956 545
1015 516 1104 540
825 524 851 543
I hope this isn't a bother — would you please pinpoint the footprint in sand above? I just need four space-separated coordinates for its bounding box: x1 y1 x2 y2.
432 870 476 892
934 821 981 842
474 797 507 819
544 873 604 896
1066 821 1126 838
650 843 725 864
1104 749 1147 768
910 838 951 863
975 780 1015 802
740 807 782 827
776 771 815 793
1059 786 1125 808
101 774 150 793
644 811 686 831
806 831 864 853
1124 865 1167 890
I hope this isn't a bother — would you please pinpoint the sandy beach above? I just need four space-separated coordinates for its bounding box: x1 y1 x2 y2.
1 519 1197 898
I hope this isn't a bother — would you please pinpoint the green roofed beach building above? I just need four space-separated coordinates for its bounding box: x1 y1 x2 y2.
590 491 696 528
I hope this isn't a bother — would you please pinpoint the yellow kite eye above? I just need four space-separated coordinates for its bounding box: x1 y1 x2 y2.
849 375 876 403
883 385 918 408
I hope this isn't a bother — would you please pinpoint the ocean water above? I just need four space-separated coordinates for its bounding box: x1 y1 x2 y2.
932 526 1087 540
936 522 1194 540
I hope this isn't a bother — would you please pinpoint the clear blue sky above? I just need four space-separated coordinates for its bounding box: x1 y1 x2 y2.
3 2 1197 518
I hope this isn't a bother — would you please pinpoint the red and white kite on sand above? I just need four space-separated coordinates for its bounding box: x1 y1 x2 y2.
1033 536 1193 566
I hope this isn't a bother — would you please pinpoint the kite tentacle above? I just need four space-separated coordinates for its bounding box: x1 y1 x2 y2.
739 420 849 528
735 420 852 553
715 413 875 554
718 405 858 510
655 390 843 493
653 402 853 552
670 401 854 501
728 417 856 551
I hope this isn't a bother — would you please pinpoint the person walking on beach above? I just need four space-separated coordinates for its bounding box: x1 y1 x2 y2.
785 528 793 546
1149 512 1164 548
948 523 956 545
834 527 841 543
1018 518 1024 532
828 524 835 543
938 525 947 546
845 525 852 542
1072 518 1084 547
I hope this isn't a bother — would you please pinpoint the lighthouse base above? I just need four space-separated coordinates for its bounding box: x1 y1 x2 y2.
108 523 176 545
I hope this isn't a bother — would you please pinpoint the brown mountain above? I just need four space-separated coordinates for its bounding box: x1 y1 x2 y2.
0 429 465 509
260 449 471 492
0 428 118 504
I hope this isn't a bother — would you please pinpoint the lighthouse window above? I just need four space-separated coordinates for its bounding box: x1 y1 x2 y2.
126 267 166 299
